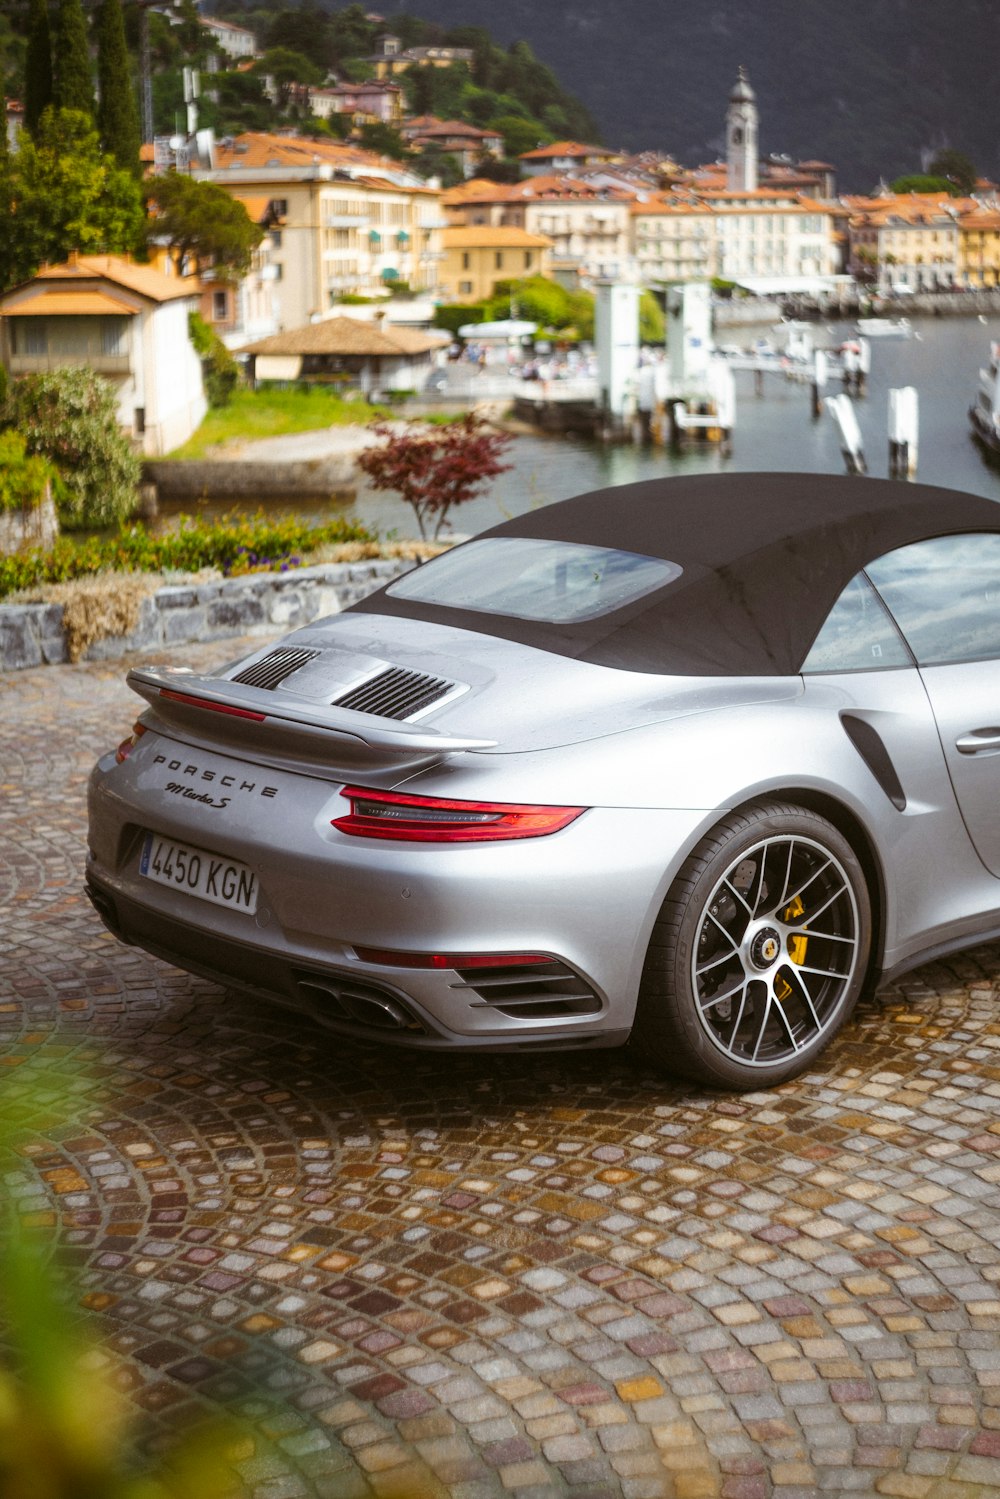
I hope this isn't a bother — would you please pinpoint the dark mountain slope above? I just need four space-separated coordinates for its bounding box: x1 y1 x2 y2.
366 0 998 189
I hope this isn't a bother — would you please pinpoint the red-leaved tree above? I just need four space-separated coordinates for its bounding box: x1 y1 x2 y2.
357 415 513 541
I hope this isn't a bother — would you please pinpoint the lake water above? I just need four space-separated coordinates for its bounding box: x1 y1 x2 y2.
202 315 1000 539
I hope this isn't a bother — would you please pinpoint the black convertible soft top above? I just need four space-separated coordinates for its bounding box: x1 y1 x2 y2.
352 473 1000 675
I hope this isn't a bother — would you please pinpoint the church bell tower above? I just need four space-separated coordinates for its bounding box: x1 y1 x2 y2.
726 66 758 191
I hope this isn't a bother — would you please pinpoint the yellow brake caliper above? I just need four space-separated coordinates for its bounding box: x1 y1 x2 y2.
774 895 807 1003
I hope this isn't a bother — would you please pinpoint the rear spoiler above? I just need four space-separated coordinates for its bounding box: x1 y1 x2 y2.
127 665 495 773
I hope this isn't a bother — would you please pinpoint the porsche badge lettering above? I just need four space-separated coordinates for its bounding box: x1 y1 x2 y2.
152 754 278 803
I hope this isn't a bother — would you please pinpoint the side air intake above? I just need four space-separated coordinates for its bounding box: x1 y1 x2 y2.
335 667 455 721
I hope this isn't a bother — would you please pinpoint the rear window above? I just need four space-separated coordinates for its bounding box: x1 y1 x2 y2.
388 537 681 624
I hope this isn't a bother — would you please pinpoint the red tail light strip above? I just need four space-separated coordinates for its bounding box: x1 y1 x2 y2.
354 947 557 970
115 722 147 764
332 786 586 843
159 689 266 722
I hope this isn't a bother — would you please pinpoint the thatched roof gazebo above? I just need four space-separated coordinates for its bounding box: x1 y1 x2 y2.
239 316 449 397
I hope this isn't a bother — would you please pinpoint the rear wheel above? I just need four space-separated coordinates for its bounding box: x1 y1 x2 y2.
633 800 871 1089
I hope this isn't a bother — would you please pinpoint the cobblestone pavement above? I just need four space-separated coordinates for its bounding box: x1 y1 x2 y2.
4 642 1000 1499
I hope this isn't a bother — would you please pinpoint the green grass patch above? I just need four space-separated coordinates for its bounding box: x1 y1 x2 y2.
168 386 389 459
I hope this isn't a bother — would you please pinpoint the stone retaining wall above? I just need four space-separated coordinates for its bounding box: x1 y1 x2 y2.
0 558 414 673
143 458 358 500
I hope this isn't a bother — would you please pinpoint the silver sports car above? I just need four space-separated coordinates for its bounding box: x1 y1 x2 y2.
87 473 1000 1090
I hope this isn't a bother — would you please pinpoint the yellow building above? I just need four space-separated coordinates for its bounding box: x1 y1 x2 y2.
195 133 447 327
443 177 633 287
845 193 967 291
440 225 553 302
958 205 1000 287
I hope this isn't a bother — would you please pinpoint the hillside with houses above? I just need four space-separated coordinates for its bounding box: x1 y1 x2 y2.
1 2 999 461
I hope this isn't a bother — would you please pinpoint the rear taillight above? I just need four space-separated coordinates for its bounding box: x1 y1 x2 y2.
354 947 557 969
332 787 586 843
115 723 147 764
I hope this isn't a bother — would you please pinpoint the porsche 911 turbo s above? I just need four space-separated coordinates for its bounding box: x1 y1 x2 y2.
86 472 1000 1090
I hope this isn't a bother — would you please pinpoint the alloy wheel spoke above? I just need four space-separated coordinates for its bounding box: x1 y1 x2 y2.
700 976 750 1014
750 993 774 1061
781 962 823 1033
696 947 739 978
703 907 742 950
802 880 851 926
722 876 753 918
776 838 796 909
781 855 833 914
795 961 849 981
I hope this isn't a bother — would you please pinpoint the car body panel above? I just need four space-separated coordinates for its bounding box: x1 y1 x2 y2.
919 660 1000 878
84 474 1000 1063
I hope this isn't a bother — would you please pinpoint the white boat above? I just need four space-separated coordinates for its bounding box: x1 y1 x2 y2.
856 317 912 338
969 342 1000 459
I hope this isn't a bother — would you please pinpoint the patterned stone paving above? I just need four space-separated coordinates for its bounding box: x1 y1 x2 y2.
4 642 1000 1497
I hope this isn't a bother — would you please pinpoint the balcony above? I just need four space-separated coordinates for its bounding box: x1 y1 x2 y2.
325 215 370 228
7 352 131 376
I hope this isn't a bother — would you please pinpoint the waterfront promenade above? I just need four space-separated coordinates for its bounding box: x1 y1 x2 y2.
5 637 1000 1497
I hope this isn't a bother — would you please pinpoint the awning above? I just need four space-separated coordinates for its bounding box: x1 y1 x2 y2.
730 275 849 296
457 318 538 340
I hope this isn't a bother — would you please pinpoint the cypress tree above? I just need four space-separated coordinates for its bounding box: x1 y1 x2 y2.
23 0 54 137
53 0 95 119
96 0 141 177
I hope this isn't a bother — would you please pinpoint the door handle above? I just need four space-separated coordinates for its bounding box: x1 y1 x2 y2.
956 729 1000 754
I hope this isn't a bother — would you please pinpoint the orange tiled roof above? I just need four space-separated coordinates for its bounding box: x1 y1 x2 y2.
442 225 553 248
519 140 613 160
3 289 140 316
23 254 198 303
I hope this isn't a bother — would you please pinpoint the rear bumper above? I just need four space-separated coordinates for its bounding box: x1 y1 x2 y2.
87 742 713 1050
84 875 629 1051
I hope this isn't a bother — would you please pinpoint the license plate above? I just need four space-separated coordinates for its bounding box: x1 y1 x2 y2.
140 834 258 915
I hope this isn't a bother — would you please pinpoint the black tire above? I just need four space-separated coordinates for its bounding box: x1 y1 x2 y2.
633 800 871 1090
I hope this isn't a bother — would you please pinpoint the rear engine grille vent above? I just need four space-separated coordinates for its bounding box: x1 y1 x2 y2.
335 666 455 721
455 961 602 1021
232 646 321 690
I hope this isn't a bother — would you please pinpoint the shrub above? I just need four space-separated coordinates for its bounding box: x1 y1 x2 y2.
0 431 56 516
188 311 240 408
0 512 378 600
3 368 141 530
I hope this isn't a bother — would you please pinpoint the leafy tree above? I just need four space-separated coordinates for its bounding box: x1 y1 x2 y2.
147 172 264 279
470 156 524 184
409 145 464 187
928 148 977 196
198 69 273 136
4 367 141 529
890 174 956 196
639 289 665 343
253 47 325 108
326 3 378 63
0 16 27 109
489 113 548 158
357 121 408 160
53 0 94 118
23 0 53 137
357 414 513 540
486 275 572 328
0 108 145 291
96 0 141 175
265 2 334 65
